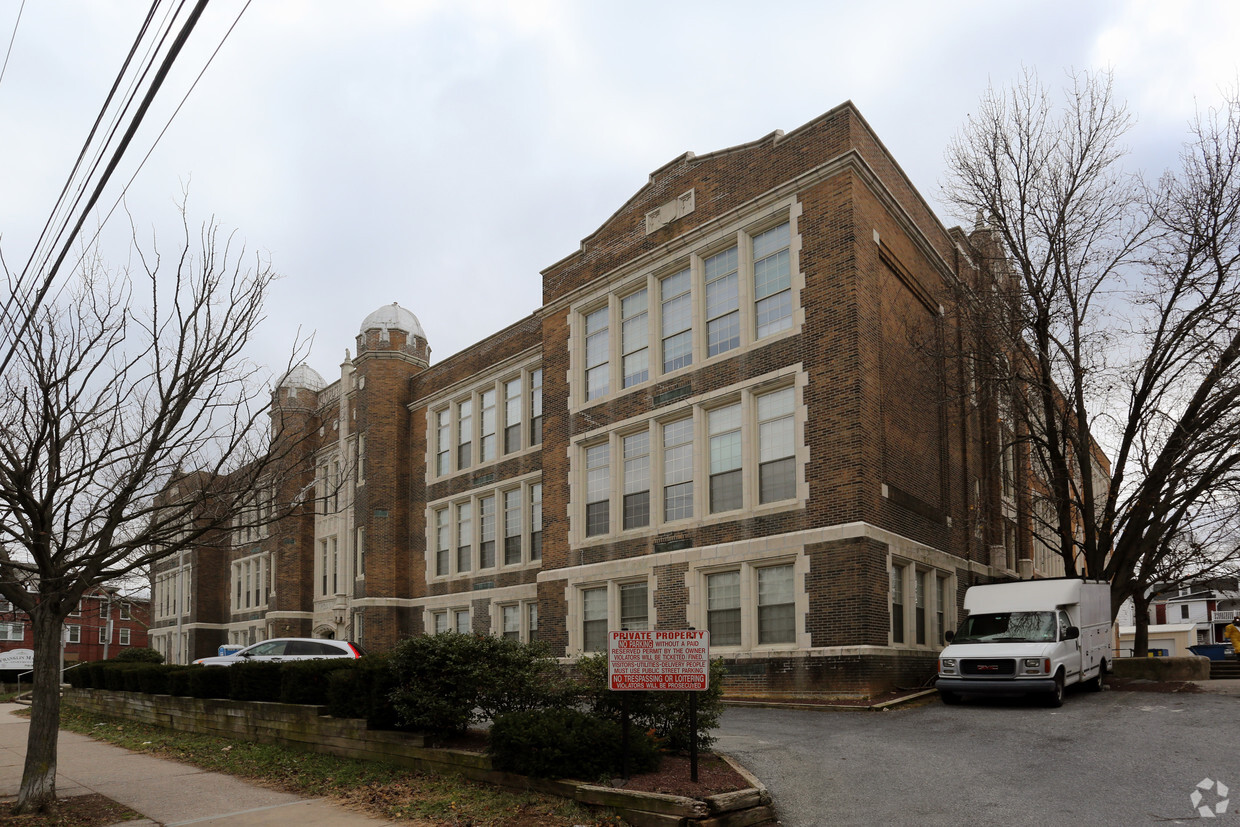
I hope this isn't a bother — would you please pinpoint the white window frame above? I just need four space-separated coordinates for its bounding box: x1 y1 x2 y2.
495 598 540 643
890 557 955 649
570 207 801 409
426 477 543 581
427 364 543 479
119 627 131 646
571 578 652 655
691 558 803 652
65 625 81 644
232 552 271 613
571 372 805 542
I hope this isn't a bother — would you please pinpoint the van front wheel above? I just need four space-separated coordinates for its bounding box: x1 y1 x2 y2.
1045 672 1065 708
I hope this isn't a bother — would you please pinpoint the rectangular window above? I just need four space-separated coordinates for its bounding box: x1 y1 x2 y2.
479 389 497 463
621 289 649 387
707 571 741 646
753 222 792 338
622 431 650 529
479 495 496 569
436 409 451 475
709 404 742 513
433 611 449 634
661 268 693 373
120 603 131 620
355 526 366 578
502 604 520 640
320 539 329 596
504 378 522 454
891 564 905 644
619 582 648 631
585 443 610 537
705 246 740 356
454 609 471 634
503 489 522 565
0 623 22 641
937 574 950 644
584 306 610 401
98 625 109 645
915 570 927 645
758 386 796 503
757 565 795 644
331 459 341 512
457 502 473 573
435 507 450 576
66 625 81 644
527 601 539 642
245 563 252 608
530 368 543 446
101 601 111 620
119 628 130 646
357 434 366 483
530 483 543 561
663 418 694 521
457 399 472 470
582 587 608 653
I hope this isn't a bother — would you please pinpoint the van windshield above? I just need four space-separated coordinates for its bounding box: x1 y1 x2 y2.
951 611 1057 643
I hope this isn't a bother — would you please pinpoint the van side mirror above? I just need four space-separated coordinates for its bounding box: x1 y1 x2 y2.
944 630 954 643
1063 626 1080 641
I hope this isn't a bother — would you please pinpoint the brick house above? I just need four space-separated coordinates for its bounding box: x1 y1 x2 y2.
149 102 1067 695
0 587 150 672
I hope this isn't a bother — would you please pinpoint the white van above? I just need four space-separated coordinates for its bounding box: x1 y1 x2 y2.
936 578 1112 707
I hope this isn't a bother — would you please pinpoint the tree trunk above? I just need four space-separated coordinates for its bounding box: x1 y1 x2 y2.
15 610 65 814
1132 597 1151 658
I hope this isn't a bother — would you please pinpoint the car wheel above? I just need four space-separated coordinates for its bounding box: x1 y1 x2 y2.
1045 672 1065 707
1084 662 1106 692
939 690 961 705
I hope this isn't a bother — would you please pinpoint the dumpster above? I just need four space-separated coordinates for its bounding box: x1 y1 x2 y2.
1188 644 1228 661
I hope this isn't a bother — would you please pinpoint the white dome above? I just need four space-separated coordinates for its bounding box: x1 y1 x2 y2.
360 302 426 339
277 363 327 392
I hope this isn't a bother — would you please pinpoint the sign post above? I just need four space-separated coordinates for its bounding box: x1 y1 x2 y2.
608 629 709 781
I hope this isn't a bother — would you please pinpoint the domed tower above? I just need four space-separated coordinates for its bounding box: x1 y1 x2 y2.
356 302 430 365
350 303 431 647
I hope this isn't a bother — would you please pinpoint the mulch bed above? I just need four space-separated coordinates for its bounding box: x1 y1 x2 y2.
0 793 142 827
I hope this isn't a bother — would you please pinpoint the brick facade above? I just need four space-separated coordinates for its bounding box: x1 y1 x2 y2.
149 102 1065 695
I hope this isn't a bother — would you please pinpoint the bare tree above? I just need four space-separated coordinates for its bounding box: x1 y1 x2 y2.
0 209 303 814
945 68 1240 631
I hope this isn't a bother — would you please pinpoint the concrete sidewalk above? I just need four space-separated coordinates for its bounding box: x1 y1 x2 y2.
0 703 395 826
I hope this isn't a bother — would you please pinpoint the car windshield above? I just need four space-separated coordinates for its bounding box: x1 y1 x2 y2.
951 611 1057 643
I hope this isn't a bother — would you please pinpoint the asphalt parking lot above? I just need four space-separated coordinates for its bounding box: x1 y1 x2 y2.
716 687 1239 826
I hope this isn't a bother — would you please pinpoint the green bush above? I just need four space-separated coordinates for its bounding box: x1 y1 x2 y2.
167 667 195 696
65 663 92 688
101 664 140 692
110 647 164 664
490 708 660 779
279 658 355 706
326 653 402 729
77 662 109 689
120 665 150 692
187 665 232 699
576 653 726 752
388 633 574 735
137 665 187 695
229 661 284 702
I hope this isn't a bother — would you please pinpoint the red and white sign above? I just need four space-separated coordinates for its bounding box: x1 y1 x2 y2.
608 630 709 691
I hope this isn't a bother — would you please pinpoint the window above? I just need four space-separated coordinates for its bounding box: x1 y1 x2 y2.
479 495 496 569
621 289 649 387
120 603 131 620
434 508 450 576
503 490 522 565
530 483 543 561
663 418 694 521
357 433 366 484
101 601 111 620
530 368 543 446
436 408 451 475
233 553 271 612
585 443 610 537
1180 604 1190 620
753 222 792 338
661 267 693 373
98 626 109 645
709 404 742 513
619 582 648 631
577 379 800 538
498 599 539 643
758 387 795 503
915 570 927 645
0 623 23 641
584 306 610 400
891 564 905 644
502 604 520 640
479 389 497 463
891 561 953 648
119 628 130 646
457 502 473 573
457 399 472 470
757 565 795 644
707 572 741 646
355 526 366 578
528 601 539 641
69 603 81 618
622 432 650 529
320 540 330 595
937 574 951 644
65 625 81 644
705 246 740 356
432 611 449 634
504 378 522 454
454 609 471 634
582 587 608 653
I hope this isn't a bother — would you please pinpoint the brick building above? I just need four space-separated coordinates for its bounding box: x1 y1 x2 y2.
0 587 150 672
150 103 1067 694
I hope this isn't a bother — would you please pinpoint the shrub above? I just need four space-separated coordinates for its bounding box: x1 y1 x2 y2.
137 665 186 695
326 653 402 729
65 663 92 689
490 708 660 779
388 633 573 735
576 653 726 752
279 658 355 706
187 665 232 699
229 661 283 702
120 665 151 692
101 664 139 692
110 647 164 664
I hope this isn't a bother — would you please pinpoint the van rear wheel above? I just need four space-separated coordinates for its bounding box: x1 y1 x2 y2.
1084 662 1106 692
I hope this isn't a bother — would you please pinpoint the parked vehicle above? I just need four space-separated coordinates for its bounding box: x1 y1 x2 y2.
936 578 1112 707
192 637 365 666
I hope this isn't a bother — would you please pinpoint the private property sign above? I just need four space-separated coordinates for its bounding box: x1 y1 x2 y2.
608 630 709 691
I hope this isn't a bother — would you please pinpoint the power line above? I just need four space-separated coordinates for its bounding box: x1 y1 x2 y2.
0 0 24 90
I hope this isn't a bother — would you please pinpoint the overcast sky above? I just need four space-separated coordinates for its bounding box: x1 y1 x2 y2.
2 1 1238 385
